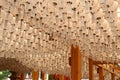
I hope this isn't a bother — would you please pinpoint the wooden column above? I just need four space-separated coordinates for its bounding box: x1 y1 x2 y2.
35 71 39 80
99 67 104 80
71 45 82 80
32 71 39 80
111 74 115 80
32 71 35 80
89 58 94 80
20 73 24 80
42 72 45 80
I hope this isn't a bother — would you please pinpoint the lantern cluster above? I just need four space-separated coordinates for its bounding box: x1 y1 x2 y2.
0 0 119 75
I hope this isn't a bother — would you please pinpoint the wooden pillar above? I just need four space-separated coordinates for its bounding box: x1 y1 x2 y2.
71 45 82 80
35 71 39 80
42 72 45 80
20 73 24 80
32 71 35 80
111 74 115 80
99 67 104 80
89 58 94 80
32 71 39 80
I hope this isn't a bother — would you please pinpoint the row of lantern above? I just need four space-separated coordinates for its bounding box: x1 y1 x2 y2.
0 52 71 75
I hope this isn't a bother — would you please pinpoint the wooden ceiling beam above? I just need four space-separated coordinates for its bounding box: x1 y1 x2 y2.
109 64 120 70
93 61 115 64
109 64 120 73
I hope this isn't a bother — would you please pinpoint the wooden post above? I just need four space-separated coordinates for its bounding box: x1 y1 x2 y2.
99 67 104 80
71 45 75 80
32 71 39 80
20 73 24 80
42 72 45 80
89 58 94 80
32 71 35 80
111 74 115 80
35 71 39 80
71 45 82 80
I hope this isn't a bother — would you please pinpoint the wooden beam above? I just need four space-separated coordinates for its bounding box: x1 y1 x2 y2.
93 61 114 64
97 64 120 77
71 45 82 80
99 67 104 80
109 64 120 73
93 60 120 79
89 58 94 80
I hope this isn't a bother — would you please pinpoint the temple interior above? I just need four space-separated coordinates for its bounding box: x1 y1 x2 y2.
0 0 120 80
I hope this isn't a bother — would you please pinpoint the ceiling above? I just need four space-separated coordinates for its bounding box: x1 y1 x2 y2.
0 0 119 75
